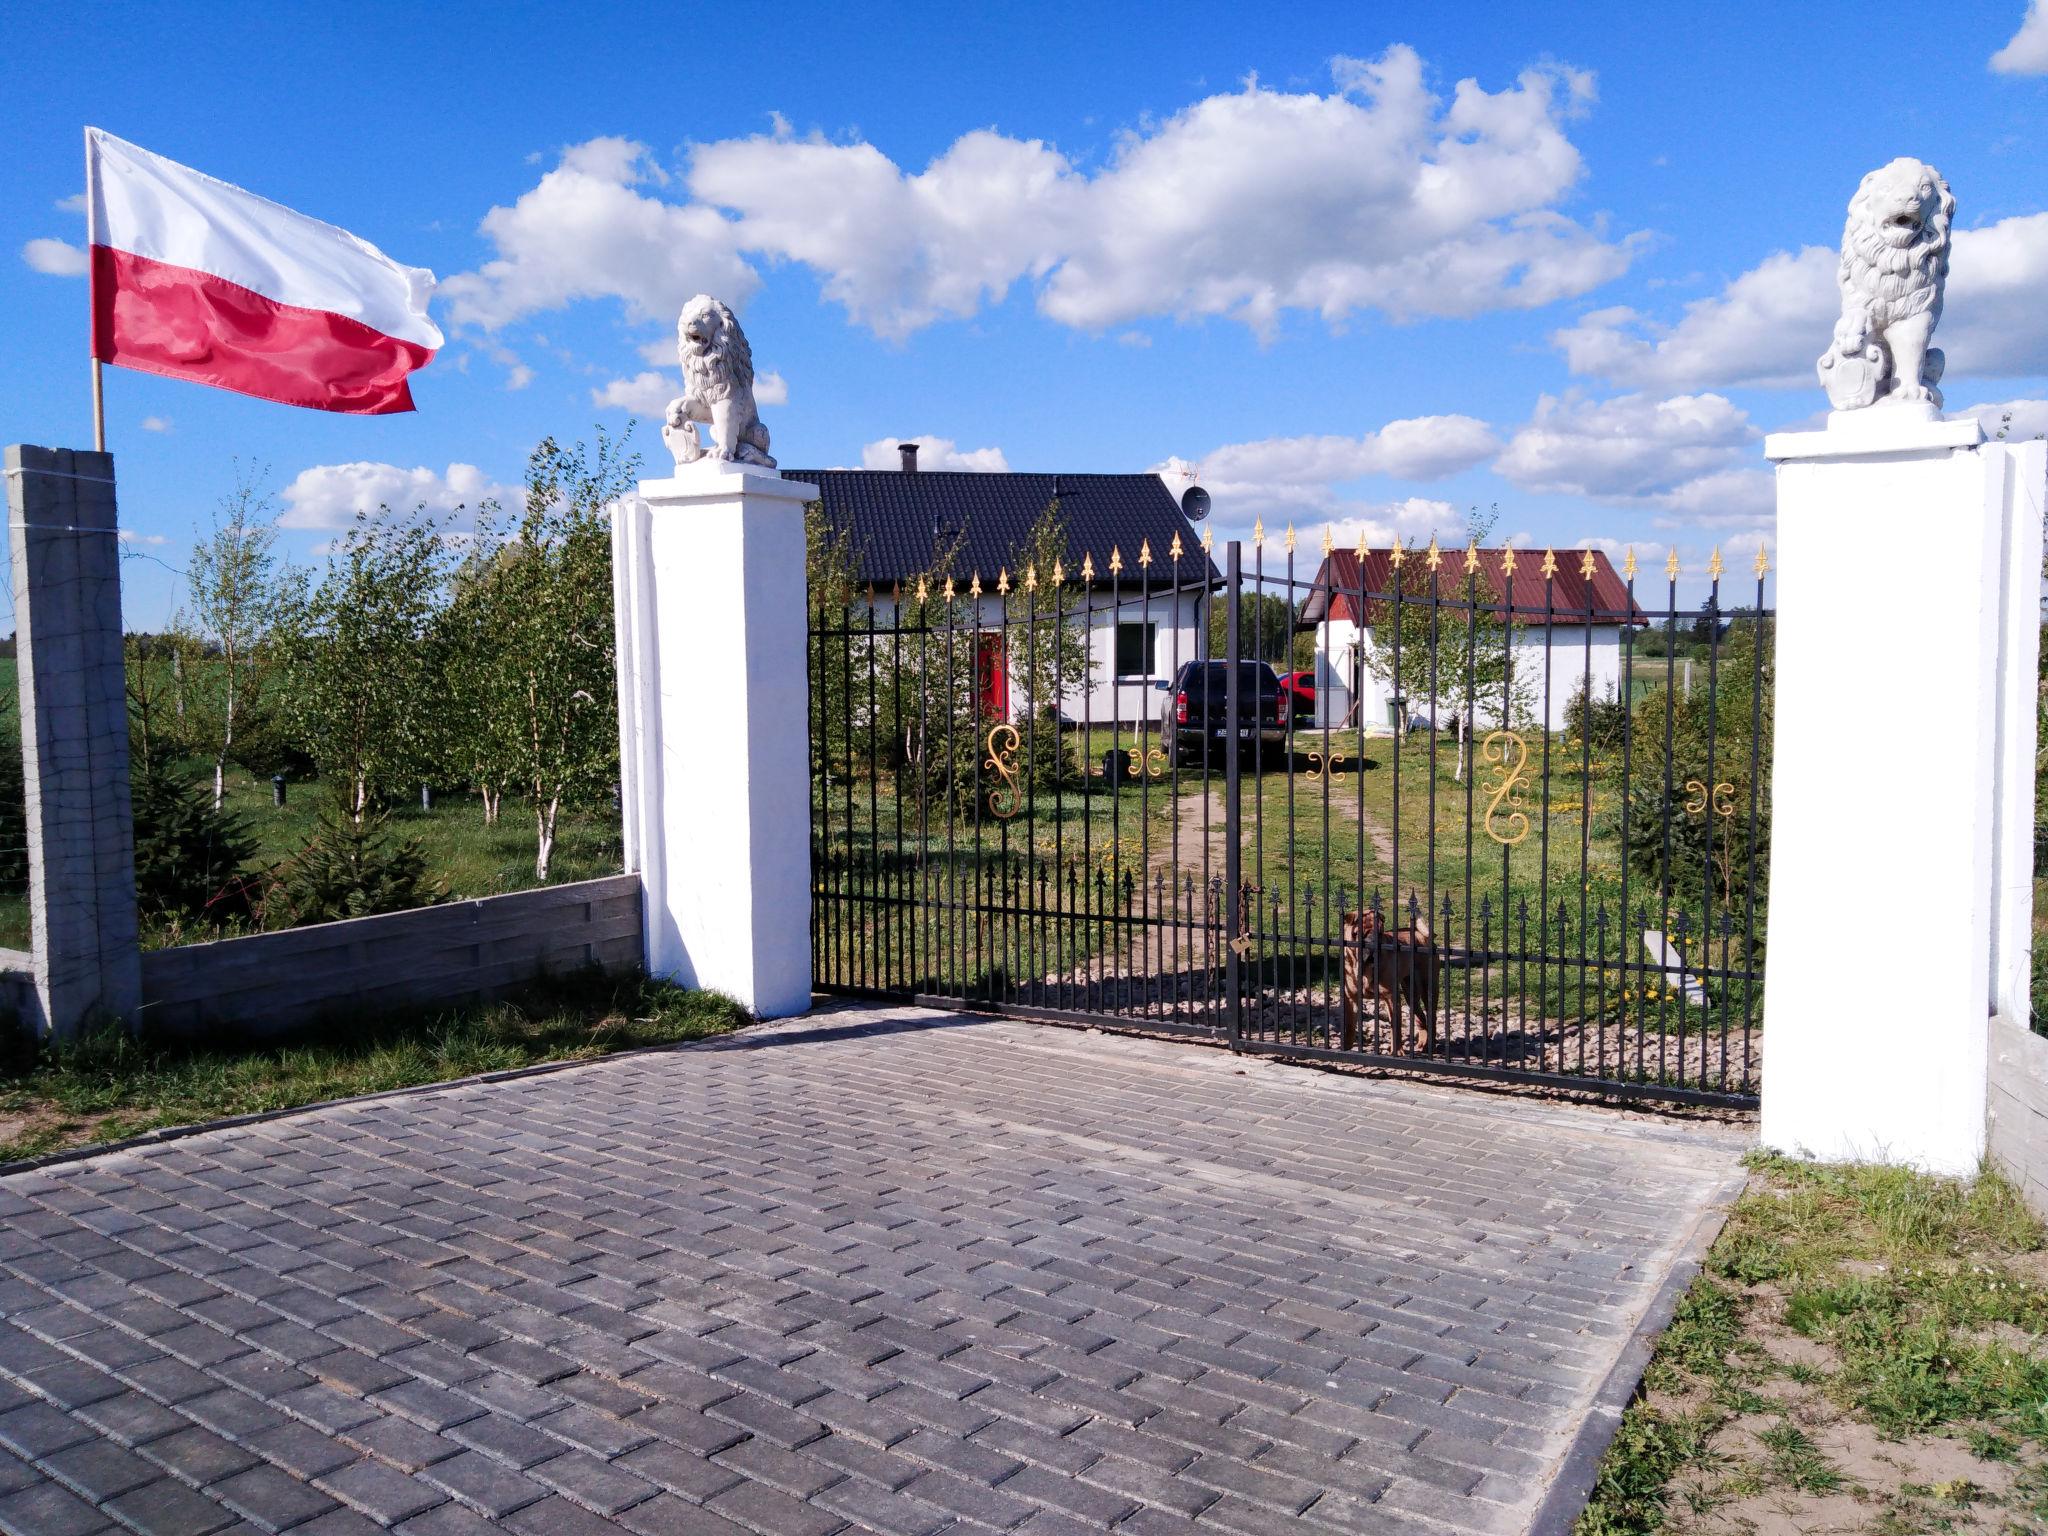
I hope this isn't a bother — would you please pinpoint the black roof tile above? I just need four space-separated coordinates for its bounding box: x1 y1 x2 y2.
783 470 1219 590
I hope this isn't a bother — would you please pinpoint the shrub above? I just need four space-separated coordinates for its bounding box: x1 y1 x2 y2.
266 806 447 926
1564 679 1630 755
0 731 23 895
130 760 257 924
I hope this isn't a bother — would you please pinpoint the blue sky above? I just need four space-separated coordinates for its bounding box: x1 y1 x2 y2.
7 0 2048 626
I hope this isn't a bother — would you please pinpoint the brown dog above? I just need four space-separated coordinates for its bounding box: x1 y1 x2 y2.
1340 909 1439 1055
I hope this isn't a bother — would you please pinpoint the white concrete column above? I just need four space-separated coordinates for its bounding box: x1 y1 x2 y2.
611 461 819 1018
1761 409 2045 1174
5 445 143 1040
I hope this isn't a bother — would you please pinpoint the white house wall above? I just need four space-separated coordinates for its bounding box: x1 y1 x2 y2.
857 590 1206 726
1311 618 1634 733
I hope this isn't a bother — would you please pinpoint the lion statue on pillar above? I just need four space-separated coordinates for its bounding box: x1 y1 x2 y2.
662 294 776 469
1815 158 1954 412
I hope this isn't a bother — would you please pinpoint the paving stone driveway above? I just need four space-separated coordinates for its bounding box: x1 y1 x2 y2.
0 1006 1747 1536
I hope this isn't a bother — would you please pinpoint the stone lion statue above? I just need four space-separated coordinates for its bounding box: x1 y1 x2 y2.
662 294 776 469
1815 158 1954 412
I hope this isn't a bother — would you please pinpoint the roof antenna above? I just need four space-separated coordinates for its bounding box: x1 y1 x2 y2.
1051 474 1062 498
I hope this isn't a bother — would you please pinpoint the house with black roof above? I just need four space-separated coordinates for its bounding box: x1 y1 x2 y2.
788 444 1218 725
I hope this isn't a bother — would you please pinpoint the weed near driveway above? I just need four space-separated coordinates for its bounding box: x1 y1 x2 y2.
0 970 749 1165
1578 1153 2048 1534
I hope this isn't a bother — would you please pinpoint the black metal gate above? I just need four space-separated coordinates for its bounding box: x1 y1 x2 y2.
810 531 1769 1108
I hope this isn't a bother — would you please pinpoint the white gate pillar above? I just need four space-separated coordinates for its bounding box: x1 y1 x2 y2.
611 461 819 1018
1761 409 2045 1174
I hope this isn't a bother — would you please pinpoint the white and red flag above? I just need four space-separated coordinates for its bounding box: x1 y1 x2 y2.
86 127 443 414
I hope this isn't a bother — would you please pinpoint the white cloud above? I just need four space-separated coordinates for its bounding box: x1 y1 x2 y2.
860 436 1009 472
22 238 87 277
139 416 172 434
1992 2 2048 73
1494 391 1772 521
1190 415 1499 511
1554 212 2048 390
593 371 675 418
1212 496 1459 564
116 530 168 547
447 49 1640 342
279 462 511 530
55 193 86 214
439 137 757 331
1159 415 1497 548
595 367 785 418
1961 397 2048 440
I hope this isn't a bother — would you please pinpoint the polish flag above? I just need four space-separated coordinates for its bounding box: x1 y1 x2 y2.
86 128 443 414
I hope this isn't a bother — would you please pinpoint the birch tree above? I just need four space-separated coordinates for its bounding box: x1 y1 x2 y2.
274 510 451 821
185 469 297 808
460 432 636 881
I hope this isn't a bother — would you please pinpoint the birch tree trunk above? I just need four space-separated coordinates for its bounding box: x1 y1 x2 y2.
535 795 559 882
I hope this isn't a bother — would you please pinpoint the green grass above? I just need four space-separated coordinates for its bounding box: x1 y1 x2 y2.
0 969 749 1165
1576 1154 2048 1535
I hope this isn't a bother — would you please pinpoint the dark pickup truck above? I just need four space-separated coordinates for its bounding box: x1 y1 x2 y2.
1160 659 1291 766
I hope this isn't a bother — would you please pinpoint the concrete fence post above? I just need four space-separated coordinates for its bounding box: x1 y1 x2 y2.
610 459 819 1017
1760 412 2045 1174
4 445 142 1040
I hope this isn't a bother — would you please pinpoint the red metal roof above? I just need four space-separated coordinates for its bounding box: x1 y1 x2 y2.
1299 548 1646 628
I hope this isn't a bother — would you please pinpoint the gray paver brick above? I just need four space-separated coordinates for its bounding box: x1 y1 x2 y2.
0 1006 1743 1536
0 1479 111 1536
105 1477 241 1535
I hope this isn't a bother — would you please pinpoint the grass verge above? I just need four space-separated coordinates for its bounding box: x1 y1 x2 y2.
1577 1151 2048 1535
0 970 750 1166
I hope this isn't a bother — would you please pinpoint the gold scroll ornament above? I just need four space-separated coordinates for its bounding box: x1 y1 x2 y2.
1481 730 1532 846
984 724 1022 818
1684 779 1736 819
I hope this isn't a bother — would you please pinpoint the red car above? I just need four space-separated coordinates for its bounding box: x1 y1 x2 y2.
1276 670 1316 722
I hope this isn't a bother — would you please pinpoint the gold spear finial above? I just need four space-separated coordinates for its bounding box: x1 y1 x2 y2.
969 572 982 599
1253 517 1265 547
1200 527 1213 555
1389 540 1405 569
943 575 955 601
1108 546 1123 575
1169 530 1183 562
1707 546 1724 582
1540 548 1558 579
1321 524 1334 556
1425 534 1443 571
1284 522 1297 553
1052 556 1064 584
1500 542 1517 577
1024 563 1038 592
1464 539 1482 576
1138 538 1152 568
997 567 1010 595
1580 548 1597 580
892 580 902 603
916 574 928 602
1355 527 1369 560
1753 542 1771 578
1665 548 1680 581
1081 552 1095 583
1623 546 1638 581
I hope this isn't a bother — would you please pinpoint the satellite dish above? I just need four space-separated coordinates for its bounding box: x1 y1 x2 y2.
1180 485 1211 521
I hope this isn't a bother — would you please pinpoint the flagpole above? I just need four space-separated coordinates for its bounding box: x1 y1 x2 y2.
84 126 105 452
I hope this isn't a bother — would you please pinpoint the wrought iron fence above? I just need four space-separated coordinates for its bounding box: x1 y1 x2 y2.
810 531 1771 1108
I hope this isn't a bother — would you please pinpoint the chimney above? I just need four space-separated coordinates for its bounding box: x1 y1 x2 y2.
898 442 919 473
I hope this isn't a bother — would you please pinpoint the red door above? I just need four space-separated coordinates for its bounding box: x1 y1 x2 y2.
976 633 1009 719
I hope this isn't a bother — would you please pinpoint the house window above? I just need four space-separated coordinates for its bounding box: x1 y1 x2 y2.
1115 621 1156 679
